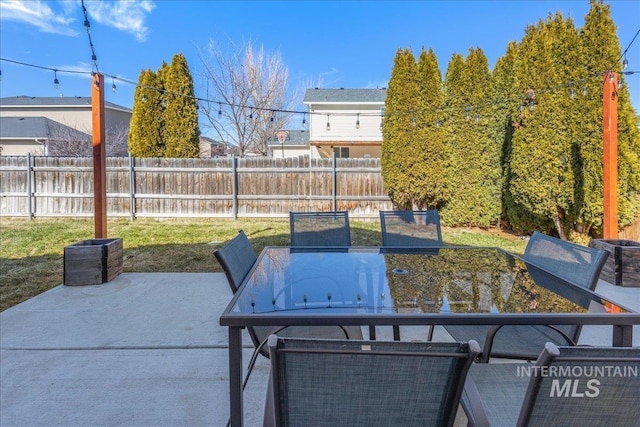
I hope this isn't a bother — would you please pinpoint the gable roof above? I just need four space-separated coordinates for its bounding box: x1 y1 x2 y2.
0 96 131 113
303 88 387 104
0 116 90 140
267 129 310 146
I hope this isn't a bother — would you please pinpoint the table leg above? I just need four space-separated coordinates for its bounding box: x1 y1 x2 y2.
229 327 243 427
612 324 633 347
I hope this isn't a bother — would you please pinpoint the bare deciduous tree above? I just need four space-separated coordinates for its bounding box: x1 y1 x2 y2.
47 122 130 157
198 37 295 156
105 122 130 157
47 123 91 156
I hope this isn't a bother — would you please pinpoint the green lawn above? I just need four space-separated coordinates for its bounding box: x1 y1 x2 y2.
0 218 527 312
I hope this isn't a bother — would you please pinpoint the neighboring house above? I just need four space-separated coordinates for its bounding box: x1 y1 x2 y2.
303 88 386 159
267 129 311 158
199 136 231 157
0 96 132 156
0 116 90 156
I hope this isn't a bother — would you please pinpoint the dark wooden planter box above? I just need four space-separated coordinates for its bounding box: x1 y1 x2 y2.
64 238 123 286
590 239 640 287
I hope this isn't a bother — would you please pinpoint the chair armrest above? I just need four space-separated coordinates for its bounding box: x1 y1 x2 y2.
480 324 576 363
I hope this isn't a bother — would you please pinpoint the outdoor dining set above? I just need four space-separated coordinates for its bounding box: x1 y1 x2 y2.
215 210 640 427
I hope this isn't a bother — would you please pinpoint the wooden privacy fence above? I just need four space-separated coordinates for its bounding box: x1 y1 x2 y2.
0 155 392 219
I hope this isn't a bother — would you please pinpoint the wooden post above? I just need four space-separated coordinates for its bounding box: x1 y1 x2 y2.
92 73 107 238
602 71 618 239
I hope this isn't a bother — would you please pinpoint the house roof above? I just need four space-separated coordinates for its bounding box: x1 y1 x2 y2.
0 96 132 113
303 88 387 104
267 129 310 146
199 136 229 147
0 116 90 140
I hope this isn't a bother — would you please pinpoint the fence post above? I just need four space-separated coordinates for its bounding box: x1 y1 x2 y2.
26 152 33 220
232 155 238 219
331 153 337 211
128 154 136 221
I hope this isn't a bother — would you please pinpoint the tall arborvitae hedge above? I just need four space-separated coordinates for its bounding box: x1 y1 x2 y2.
414 48 448 209
507 14 582 238
128 54 200 158
381 48 420 208
440 48 500 226
128 69 165 157
163 54 200 158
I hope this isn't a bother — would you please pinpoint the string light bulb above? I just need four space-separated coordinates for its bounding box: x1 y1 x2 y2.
582 86 588 96
355 113 360 129
111 78 117 93
218 102 222 116
302 113 306 128
622 56 628 70
526 88 535 111
249 108 253 119
326 114 331 131
53 70 60 90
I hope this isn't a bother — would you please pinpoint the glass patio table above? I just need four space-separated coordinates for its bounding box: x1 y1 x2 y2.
219 246 638 426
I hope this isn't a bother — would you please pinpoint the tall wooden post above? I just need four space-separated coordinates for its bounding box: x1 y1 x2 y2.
92 73 107 238
602 71 618 239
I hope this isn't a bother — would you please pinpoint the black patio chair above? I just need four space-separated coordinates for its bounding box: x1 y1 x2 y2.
444 231 609 362
378 210 443 341
214 230 363 356
264 335 481 427
462 343 640 426
379 210 443 248
289 211 351 247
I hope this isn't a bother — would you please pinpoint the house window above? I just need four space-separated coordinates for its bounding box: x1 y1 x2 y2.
333 147 349 158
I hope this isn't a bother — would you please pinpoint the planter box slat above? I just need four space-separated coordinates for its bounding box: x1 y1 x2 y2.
590 239 640 288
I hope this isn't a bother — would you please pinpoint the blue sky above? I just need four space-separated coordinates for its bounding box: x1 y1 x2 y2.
1 0 639 128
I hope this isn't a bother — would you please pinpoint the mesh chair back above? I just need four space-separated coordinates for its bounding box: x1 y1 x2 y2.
213 230 257 293
518 344 640 426
289 211 351 247
380 210 443 247
267 336 480 427
524 231 609 290
214 231 362 359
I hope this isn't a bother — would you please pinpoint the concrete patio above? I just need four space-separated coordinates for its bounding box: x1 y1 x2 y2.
1 272 638 426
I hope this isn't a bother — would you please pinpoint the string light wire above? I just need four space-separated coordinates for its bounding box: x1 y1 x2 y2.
81 0 99 73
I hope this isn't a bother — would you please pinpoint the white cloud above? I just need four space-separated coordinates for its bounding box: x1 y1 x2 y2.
87 0 155 42
52 62 93 76
0 0 155 41
0 0 77 36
